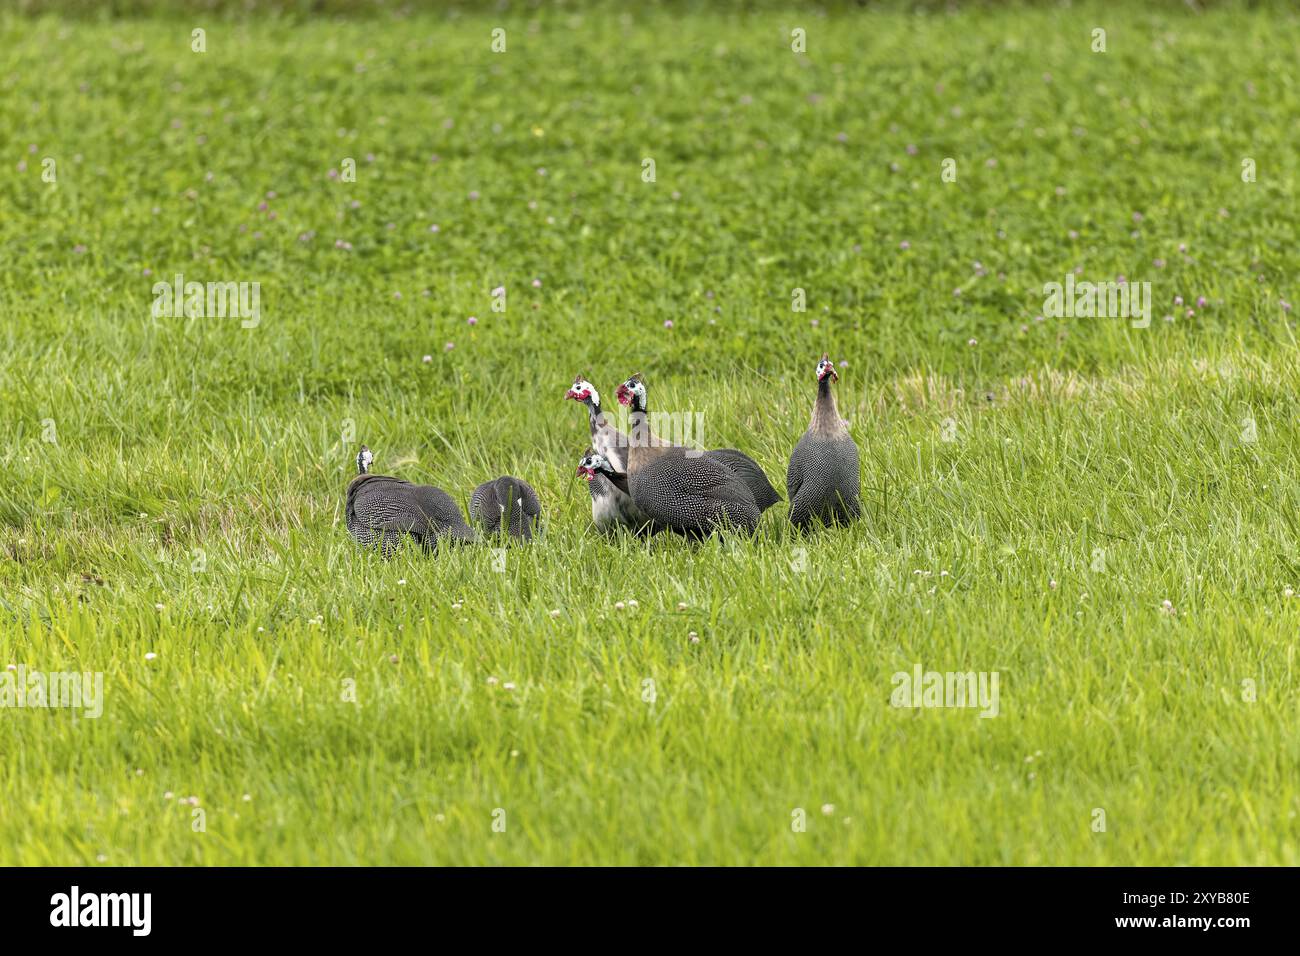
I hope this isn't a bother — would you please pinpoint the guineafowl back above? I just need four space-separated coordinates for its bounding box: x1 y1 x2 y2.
629 448 760 535
705 447 781 512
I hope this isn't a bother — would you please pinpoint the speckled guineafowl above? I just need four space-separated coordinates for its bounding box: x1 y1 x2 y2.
787 355 860 529
346 445 476 556
611 373 780 513
565 375 629 468
574 447 656 533
566 376 653 532
614 375 760 536
470 475 543 540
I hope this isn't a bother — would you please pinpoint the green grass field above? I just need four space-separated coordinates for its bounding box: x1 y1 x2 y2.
2 1 1299 865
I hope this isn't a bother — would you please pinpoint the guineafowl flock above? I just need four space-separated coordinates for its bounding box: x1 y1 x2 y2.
346 354 859 554
346 446 538 552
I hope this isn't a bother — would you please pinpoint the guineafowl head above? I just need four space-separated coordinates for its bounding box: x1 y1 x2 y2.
615 374 647 412
816 354 839 384
565 375 600 409
356 445 374 474
576 450 614 481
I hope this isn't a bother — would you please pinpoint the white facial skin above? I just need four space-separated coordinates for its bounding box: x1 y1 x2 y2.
357 447 374 471
817 358 838 383
618 379 646 410
569 379 599 406
577 452 611 479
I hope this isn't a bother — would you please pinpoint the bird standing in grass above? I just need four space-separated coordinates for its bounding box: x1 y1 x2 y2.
565 375 629 469
615 374 761 537
786 355 860 529
346 445 476 555
613 371 774 515
470 475 543 541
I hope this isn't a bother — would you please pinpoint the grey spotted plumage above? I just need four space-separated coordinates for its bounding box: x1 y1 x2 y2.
629 447 760 537
576 448 654 533
787 356 860 528
566 375 653 532
470 475 542 540
702 447 781 513
346 445 476 556
616 374 761 537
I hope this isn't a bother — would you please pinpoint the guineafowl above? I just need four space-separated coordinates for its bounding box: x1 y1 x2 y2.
566 376 653 532
580 446 754 538
613 373 780 513
470 475 543 541
574 447 657 533
786 355 861 529
614 375 761 536
346 445 477 556
565 375 630 470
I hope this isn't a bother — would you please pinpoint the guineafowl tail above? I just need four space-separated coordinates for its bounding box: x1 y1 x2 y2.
706 448 782 512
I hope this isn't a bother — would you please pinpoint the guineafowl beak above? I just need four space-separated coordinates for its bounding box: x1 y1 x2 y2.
576 464 595 480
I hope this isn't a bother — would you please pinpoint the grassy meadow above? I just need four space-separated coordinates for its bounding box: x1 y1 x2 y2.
1 1 1299 865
